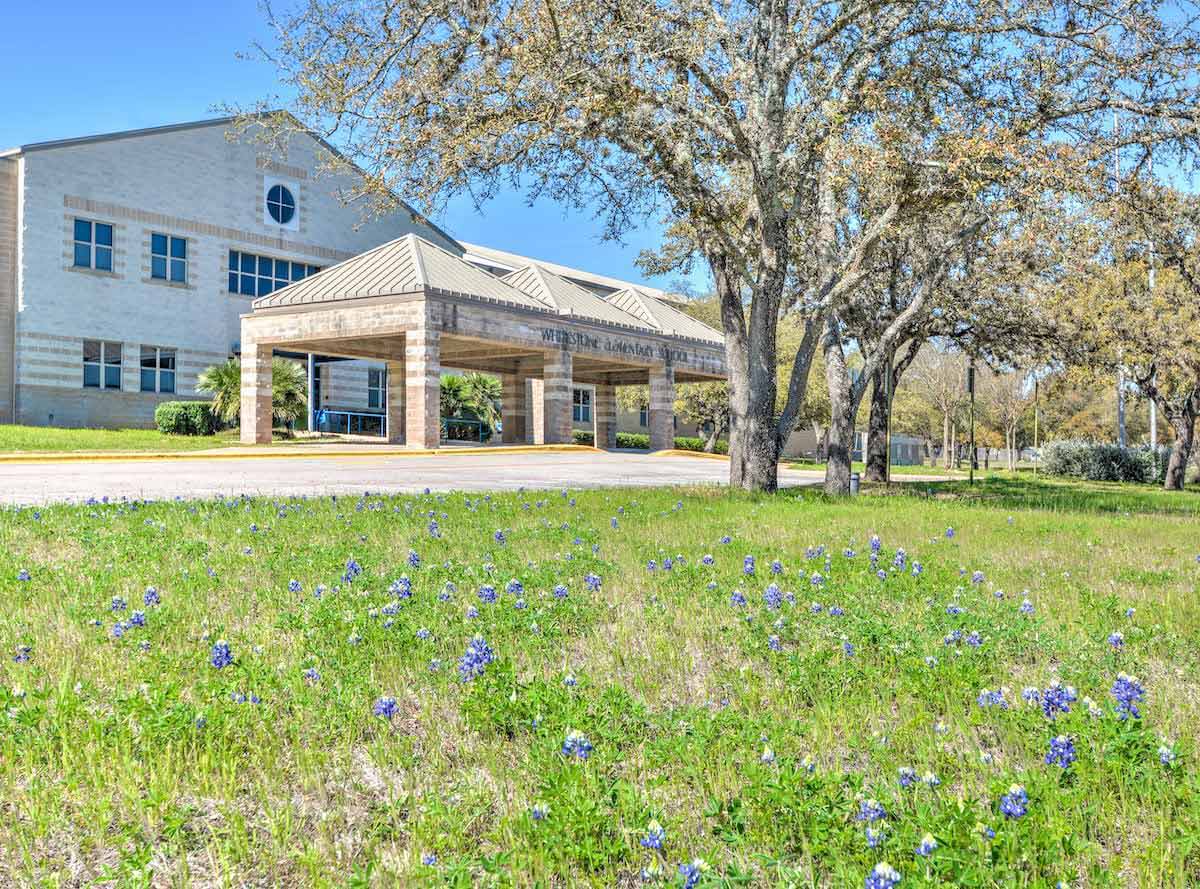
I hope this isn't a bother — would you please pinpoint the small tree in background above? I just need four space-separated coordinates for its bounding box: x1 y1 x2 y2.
197 357 306 430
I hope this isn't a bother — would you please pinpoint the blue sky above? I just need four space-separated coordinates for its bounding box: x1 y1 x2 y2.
0 1 700 293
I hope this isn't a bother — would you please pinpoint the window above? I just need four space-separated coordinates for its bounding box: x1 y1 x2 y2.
140 346 176 393
83 340 122 389
151 233 187 283
73 219 113 271
367 368 386 410
228 250 321 297
266 184 296 224
572 388 592 423
639 406 649 427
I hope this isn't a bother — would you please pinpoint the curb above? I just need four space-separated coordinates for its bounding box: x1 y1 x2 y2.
650 449 729 461
0 443 601 465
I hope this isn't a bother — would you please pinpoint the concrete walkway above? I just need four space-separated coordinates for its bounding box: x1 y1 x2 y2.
0 448 828 506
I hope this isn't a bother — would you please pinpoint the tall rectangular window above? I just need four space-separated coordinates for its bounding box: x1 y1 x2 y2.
572 388 592 423
140 346 176 393
367 368 386 410
228 250 321 297
638 406 648 427
73 219 113 271
151 233 187 283
83 340 122 389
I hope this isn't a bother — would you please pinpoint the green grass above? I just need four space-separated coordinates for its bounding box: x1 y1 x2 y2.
1 484 1197 887
0 425 239 453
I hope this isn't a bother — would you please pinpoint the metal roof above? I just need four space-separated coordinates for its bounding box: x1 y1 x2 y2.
252 233 547 311
502 264 658 331
606 287 724 345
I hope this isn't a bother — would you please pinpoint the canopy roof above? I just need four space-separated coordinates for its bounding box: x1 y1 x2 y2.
501 264 657 331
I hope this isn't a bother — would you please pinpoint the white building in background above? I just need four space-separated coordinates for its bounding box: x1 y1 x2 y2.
0 115 710 439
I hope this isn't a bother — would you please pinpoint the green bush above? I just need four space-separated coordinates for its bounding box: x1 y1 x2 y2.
616 432 651 449
573 430 595 445
1041 439 1168 483
672 435 729 454
154 401 217 436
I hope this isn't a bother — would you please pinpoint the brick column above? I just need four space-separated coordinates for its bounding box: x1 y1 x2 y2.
386 357 406 444
648 365 675 451
500 372 527 444
527 378 544 444
594 381 617 449
240 342 273 445
542 350 573 444
405 330 441 449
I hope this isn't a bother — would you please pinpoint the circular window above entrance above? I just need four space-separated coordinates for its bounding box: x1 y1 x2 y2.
266 184 296 225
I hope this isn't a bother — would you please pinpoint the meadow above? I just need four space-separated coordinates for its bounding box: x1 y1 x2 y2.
1 481 1197 887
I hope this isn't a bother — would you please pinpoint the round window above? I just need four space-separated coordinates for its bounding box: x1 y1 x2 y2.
266 184 296 225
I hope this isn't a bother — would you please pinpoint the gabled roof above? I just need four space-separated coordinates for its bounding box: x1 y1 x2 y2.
606 287 724 345
501 264 655 330
253 234 548 311
460 241 688 305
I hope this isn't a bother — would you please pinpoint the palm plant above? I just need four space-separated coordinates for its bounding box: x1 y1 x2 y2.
196 357 308 428
460 372 502 431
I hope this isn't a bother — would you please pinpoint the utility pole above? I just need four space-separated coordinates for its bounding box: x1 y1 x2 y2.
967 358 977 485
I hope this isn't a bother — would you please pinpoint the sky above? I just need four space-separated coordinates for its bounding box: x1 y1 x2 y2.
0 1 701 293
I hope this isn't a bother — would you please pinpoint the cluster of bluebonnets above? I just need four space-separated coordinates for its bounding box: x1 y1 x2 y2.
4 489 1189 888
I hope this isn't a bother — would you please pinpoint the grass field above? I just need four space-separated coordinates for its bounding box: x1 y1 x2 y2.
1 482 1197 887
0 425 238 453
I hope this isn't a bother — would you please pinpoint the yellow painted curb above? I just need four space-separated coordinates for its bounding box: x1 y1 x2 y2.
650 448 729 461
0 443 601 465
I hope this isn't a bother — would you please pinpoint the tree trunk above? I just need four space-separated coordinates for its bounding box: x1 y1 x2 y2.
942 413 952 469
822 320 856 495
1165 411 1195 491
703 422 720 453
863 366 890 482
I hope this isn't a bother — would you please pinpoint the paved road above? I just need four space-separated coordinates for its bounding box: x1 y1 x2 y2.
0 451 826 505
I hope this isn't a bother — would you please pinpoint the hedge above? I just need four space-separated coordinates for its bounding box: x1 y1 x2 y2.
1041 439 1169 484
154 401 217 436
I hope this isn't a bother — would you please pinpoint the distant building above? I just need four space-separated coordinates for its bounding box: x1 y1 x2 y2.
0 115 722 441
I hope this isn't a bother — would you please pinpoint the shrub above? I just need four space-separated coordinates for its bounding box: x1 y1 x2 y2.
673 435 729 455
1041 439 1168 484
573 431 595 445
154 401 216 436
616 432 650 449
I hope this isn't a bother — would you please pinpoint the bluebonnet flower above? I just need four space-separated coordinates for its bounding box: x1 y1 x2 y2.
744 555 756 575
111 596 127 612
760 745 776 763
478 584 497 604
1125 606 1136 618
458 635 495 682
561 730 593 760
1111 672 1145 720
945 527 955 539
514 598 527 609
231 691 248 704
915 833 937 857
811 573 825 587
870 535 882 553
342 558 363 583
844 548 857 558
1107 631 1124 649
640 820 666 849
924 656 938 667
1020 598 1035 614
373 696 398 719
585 573 602 591
302 667 320 684
866 827 886 848
923 772 940 787
971 570 985 585
13 645 31 663
864 862 901 889
611 517 619 529
911 562 923 576
966 631 983 648
678 859 708 889
493 529 506 544
876 570 887 581
390 576 412 598
856 799 887 822
770 560 783 575
647 559 657 572
143 587 160 606
730 590 747 607
768 635 782 652
407 550 421 568
720 535 732 545
898 766 917 788
466 606 479 620
701 554 714 566
893 549 907 570
944 629 963 644
1159 745 1177 766
421 852 437 866
946 604 963 615
129 610 146 627
662 556 674 571
288 580 302 593
16 569 30 582
506 578 524 595
563 673 577 687
842 640 855 657
999 784 1028 819
978 824 995 839
810 600 823 613
1021 687 1040 705
1045 734 1077 769
977 688 1007 709
553 584 569 599
428 519 440 538
138 640 151 653
416 627 431 640
1042 681 1077 720
763 584 782 609
210 640 233 669
531 803 549 821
